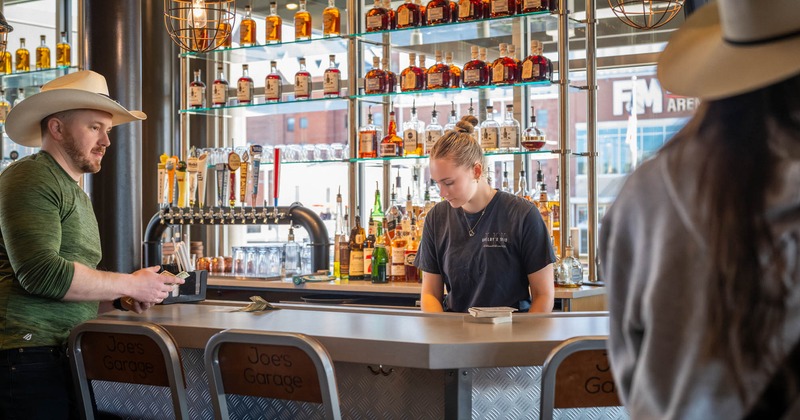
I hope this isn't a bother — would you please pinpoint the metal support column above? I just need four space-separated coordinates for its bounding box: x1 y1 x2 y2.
557 0 570 258
585 0 598 280
347 0 359 225
444 368 472 420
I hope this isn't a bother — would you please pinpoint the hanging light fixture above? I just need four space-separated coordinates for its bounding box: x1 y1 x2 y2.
607 0 685 30
0 11 13 59
164 0 236 53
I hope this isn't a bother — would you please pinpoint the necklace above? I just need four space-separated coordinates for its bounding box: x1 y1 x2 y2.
463 208 487 237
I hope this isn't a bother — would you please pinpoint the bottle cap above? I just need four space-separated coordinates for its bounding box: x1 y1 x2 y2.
243 64 249 70
409 52 416 62
330 54 336 61
373 56 380 66
471 45 479 54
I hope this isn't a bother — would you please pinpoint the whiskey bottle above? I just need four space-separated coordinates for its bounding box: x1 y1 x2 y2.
521 105 546 151
403 100 425 156
383 58 397 93
404 221 420 282
339 207 351 280
365 216 377 280
366 0 390 32
35 35 50 70
396 0 422 29
499 104 521 152
358 106 382 158
295 0 313 41
548 175 561 252
236 64 254 105
349 215 366 280
443 101 458 132
294 57 311 100
384 186 403 239
400 52 424 92
323 54 341 98
426 0 452 25
379 110 404 157
479 105 500 152
364 56 386 94
416 0 428 24
462 45 488 87
212 64 229 107
323 0 342 37
240 5 257 46
426 50 451 90
216 22 233 48
446 52 461 88
521 40 550 82
521 0 547 13
265 1 283 44
0 50 11 74
265 60 282 103
457 0 485 21
189 69 206 109
425 104 444 152
491 43 517 85
0 90 9 125
508 44 522 81
384 0 398 29
490 0 516 16
418 54 428 87
390 219 408 282
537 183 552 233
15 38 30 72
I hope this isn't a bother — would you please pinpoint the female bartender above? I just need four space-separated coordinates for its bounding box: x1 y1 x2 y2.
414 116 555 313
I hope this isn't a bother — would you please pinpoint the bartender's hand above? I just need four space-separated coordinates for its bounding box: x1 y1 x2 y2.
127 266 183 304
120 297 154 314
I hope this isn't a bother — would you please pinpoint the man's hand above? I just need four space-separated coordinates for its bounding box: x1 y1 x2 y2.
125 266 184 305
120 297 154 314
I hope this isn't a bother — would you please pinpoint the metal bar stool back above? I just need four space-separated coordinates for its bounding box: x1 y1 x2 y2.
205 329 341 419
68 319 189 419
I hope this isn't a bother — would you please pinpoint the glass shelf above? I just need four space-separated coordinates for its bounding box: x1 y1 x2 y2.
180 95 349 116
180 36 349 64
353 11 556 47
351 80 552 103
0 66 77 90
351 149 555 164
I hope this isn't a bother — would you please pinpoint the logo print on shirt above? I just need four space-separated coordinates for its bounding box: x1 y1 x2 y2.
482 232 508 248
23 333 32 341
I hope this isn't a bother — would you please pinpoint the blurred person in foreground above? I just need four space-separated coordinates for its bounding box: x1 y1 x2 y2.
599 0 800 418
0 70 180 419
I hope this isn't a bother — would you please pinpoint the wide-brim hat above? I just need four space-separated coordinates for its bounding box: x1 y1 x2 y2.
5 70 147 147
658 0 800 100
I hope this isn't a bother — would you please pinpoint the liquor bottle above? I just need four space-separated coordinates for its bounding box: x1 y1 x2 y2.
371 225 388 283
521 0 547 13
426 50 451 90
501 163 511 192
294 57 311 100
490 0 515 17
499 104 521 152
15 38 30 72
216 21 233 48
265 2 283 44
403 101 425 156
358 107 382 158
0 50 11 74
457 0 485 21
333 186 344 278
265 60 282 103
522 106 546 151
396 0 422 29
384 186 403 239
371 180 385 226
533 161 544 196
35 35 50 70
295 0 313 41
390 220 408 282
189 69 206 109
521 40 547 82
400 52 424 92
446 52 461 88
479 105 500 152
383 58 397 93
323 54 341 98
364 216 376 280
402 188 414 232
516 169 531 200
554 239 582 288
443 101 458 132
462 45 488 87
13 88 25 107
349 215 366 280
536 182 552 233
0 90 9 125
384 0 397 29
425 104 444 152
549 0 559 12
549 175 561 252
236 64 254 105
365 56 386 94
366 0 390 32
212 64 229 107
418 54 428 87
379 110 404 157
468 98 478 141
284 225 302 276
508 44 522 81
339 208 351 280
240 5 257 46
323 0 342 37
404 221 420 282
426 0 452 25
491 43 518 85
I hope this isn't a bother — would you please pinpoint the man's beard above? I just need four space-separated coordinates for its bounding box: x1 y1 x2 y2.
62 132 103 173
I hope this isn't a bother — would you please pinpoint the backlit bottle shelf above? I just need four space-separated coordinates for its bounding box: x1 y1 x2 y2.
180 35 349 64
179 95 349 116
351 80 552 102
0 66 77 89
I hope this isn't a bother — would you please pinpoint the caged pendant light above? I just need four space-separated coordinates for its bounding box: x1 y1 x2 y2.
607 0 685 30
0 11 13 58
164 0 236 53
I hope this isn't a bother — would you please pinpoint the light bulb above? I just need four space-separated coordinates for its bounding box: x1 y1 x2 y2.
190 0 208 28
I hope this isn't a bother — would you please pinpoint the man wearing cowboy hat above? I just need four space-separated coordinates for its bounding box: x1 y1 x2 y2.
0 70 179 419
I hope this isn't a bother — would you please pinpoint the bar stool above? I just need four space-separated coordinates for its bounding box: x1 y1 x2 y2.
68 319 189 419
539 336 622 420
205 329 341 419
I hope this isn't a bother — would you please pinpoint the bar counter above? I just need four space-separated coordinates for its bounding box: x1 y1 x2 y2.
89 302 622 419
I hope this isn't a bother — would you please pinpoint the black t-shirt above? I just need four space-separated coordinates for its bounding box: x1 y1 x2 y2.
414 190 556 312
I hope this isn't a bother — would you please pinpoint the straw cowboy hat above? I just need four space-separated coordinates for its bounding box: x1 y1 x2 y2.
5 70 146 147
657 0 800 100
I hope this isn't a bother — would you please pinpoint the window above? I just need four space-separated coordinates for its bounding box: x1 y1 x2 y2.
287 117 295 132
300 117 308 129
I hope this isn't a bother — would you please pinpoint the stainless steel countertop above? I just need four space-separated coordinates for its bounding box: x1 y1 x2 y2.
99 302 609 369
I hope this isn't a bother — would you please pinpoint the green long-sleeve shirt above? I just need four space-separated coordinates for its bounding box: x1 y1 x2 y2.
0 151 102 349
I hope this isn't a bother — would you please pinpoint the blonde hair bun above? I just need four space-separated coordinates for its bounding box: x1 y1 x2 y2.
456 115 478 134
